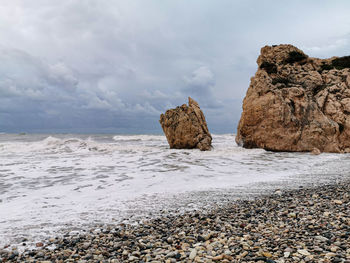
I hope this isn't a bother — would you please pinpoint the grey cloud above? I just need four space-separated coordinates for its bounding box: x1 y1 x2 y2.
183 66 214 99
48 63 79 91
0 46 165 133
302 33 350 58
0 0 349 133
182 66 223 109
184 66 215 88
0 48 79 105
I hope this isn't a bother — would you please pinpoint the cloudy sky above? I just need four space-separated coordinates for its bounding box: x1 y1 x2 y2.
0 0 349 133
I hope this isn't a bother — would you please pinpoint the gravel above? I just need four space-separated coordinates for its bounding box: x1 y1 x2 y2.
1 181 349 262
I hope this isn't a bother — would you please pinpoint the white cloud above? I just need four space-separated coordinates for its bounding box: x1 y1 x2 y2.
48 62 78 91
302 36 349 57
133 102 159 115
184 66 215 87
181 66 223 109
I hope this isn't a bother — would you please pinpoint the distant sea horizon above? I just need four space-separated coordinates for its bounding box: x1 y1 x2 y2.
0 127 237 135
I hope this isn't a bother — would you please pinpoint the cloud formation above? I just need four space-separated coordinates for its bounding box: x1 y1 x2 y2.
0 0 349 133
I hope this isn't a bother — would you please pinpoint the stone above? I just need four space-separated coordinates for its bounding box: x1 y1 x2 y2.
160 97 212 151
288 212 296 218
128 255 139 261
212 254 224 261
311 148 321 155
236 44 350 153
262 251 273 258
330 246 338 252
334 200 343 204
275 190 282 195
189 249 197 259
325 252 336 258
297 249 311 256
82 242 91 249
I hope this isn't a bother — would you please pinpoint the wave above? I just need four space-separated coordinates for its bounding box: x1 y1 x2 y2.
0 136 114 154
0 134 169 154
112 134 166 142
0 134 262 156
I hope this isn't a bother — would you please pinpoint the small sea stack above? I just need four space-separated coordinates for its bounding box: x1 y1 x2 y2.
160 97 212 151
236 44 350 153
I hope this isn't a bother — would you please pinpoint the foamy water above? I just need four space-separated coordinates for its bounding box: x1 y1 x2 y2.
0 133 350 249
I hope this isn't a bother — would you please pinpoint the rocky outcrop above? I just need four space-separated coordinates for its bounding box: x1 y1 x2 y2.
236 44 350 153
160 97 212 151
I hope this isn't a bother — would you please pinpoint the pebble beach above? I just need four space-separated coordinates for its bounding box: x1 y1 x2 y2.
1 181 349 263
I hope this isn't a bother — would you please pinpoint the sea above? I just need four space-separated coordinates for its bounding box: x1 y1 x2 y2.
1 133 350 250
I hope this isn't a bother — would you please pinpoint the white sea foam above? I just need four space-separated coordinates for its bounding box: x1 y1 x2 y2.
113 134 166 142
0 133 349 249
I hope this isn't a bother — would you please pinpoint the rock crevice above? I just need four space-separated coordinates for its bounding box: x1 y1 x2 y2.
236 44 350 153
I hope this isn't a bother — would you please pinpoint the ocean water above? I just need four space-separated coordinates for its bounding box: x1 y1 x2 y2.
0 133 350 249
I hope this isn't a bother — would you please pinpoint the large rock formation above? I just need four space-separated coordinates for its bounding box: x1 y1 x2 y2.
160 97 212 151
236 44 350 153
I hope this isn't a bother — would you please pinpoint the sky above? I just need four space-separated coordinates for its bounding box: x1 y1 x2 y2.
0 0 349 134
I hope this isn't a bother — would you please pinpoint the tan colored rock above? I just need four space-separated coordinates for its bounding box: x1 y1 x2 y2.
160 97 212 151
236 44 350 153
311 148 321 155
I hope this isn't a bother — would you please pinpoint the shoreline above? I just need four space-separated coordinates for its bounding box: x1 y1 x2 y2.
1 181 349 263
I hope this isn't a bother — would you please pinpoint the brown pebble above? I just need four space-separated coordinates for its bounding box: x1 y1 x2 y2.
212 254 224 261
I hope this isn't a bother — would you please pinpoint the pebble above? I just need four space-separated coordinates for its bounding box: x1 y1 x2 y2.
128 255 138 261
334 200 343 205
288 212 296 218
315 235 328 242
2 182 349 263
212 254 224 260
35 242 44 247
330 246 339 252
297 249 311 256
189 248 197 259
262 251 273 258
325 252 337 258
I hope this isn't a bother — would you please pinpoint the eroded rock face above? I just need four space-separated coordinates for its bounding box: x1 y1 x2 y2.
236 44 350 153
160 97 212 151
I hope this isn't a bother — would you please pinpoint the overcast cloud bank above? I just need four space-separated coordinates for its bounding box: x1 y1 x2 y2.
0 0 349 133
